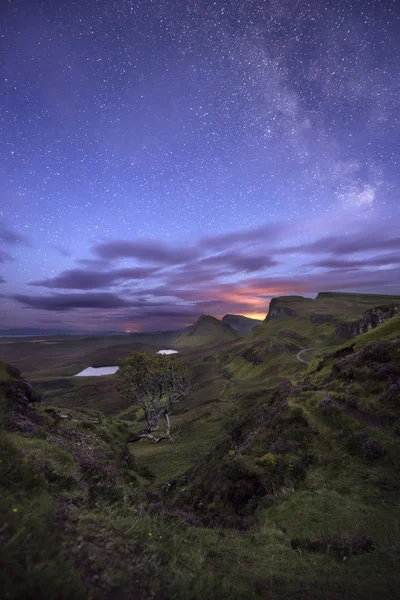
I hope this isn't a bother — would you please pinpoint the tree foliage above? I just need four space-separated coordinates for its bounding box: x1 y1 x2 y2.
118 351 191 444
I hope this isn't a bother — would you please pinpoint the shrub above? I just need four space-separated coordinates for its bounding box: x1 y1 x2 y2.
343 431 385 461
361 437 385 460
269 437 300 454
347 395 359 410
288 406 304 420
318 397 340 415
358 342 391 364
384 383 399 405
374 364 397 382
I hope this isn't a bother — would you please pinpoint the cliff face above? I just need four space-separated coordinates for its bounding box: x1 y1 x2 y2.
0 363 42 435
266 302 297 320
335 306 399 339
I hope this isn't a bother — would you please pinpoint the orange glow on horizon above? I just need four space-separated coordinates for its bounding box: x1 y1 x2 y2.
242 312 267 321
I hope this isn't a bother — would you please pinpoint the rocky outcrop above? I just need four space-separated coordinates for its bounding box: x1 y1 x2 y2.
0 363 42 434
335 306 399 339
267 306 297 320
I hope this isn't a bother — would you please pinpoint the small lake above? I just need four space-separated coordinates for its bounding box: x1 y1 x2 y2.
74 351 179 376
75 366 119 377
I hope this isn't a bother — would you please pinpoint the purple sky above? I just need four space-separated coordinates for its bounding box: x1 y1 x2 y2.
1 0 399 331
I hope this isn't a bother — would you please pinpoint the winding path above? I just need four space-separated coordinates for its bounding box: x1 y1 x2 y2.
296 347 317 364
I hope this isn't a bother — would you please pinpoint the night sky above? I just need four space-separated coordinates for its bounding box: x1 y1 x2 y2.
1 0 400 332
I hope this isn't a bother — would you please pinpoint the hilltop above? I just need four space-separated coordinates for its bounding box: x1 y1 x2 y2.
222 314 263 334
174 314 239 348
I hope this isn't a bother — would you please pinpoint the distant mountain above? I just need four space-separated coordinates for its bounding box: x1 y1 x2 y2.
174 315 239 348
0 327 123 337
0 327 80 337
222 314 263 334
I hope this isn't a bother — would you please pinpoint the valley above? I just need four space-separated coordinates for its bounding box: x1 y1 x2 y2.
1 293 400 599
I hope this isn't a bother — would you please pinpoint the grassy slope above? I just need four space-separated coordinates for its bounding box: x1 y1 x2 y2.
218 291 400 384
1 292 400 598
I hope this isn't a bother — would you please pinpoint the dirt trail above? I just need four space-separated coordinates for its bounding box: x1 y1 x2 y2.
296 347 317 364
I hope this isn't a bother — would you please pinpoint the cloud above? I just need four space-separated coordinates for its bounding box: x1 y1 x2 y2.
306 254 400 269
244 266 400 296
13 292 134 311
0 250 14 263
199 223 285 251
6 217 400 331
75 258 111 268
0 221 28 245
0 276 5 284
30 267 158 290
93 239 199 264
277 231 400 256
54 245 71 257
198 252 279 272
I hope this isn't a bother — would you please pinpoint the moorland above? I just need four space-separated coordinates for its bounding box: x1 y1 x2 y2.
1 291 400 599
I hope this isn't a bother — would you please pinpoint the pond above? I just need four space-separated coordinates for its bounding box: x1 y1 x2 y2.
74 366 119 376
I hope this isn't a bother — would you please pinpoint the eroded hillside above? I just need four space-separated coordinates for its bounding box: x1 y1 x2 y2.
1 292 400 599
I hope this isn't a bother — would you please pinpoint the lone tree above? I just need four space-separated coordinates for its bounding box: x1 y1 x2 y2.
118 351 191 444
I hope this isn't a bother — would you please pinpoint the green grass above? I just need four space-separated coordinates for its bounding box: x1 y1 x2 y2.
1 291 400 598
353 313 400 348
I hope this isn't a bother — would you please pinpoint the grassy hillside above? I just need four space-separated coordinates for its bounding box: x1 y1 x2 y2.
218 292 400 384
174 315 239 348
1 291 400 599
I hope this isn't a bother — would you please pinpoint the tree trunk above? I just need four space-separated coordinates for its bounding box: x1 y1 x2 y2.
127 411 172 444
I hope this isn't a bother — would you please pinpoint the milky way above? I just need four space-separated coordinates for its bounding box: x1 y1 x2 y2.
1 0 400 331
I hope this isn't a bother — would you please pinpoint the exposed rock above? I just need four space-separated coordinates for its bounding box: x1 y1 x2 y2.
1 368 42 435
335 306 399 339
267 306 297 320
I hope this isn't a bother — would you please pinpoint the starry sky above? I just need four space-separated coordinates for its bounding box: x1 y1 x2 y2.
1 0 400 332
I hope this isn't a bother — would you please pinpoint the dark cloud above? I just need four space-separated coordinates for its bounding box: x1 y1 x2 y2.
0 250 14 263
0 276 5 284
307 254 400 269
199 223 285 251
54 245 71 257
75 258 111 268
278 232 400 256
163 267 232 287
13 292 133 311
244 266 400 296
93 239 199 264
198 252 279 272
0 221 28 245
30 267 158 290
